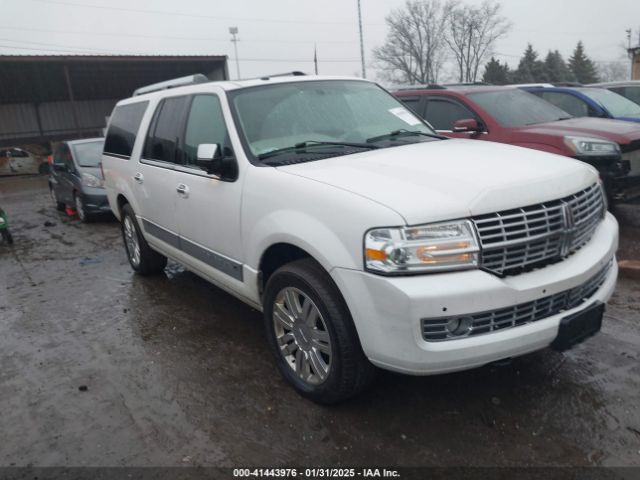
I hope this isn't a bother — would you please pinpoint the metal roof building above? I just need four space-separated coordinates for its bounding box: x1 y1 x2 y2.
0 55 228 148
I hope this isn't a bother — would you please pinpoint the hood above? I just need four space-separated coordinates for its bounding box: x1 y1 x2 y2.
615 116 640 124
277 139 598 225
518 117 640 144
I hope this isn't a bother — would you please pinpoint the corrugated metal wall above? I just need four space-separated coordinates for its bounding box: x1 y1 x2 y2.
0 99 115 142
0 56 228 148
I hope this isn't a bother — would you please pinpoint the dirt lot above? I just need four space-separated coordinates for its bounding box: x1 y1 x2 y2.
0 175 639 468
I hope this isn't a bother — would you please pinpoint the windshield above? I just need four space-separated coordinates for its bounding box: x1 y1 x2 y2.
578 88 640 118
468 89 571 127
229 80 438 160
72 141 104 167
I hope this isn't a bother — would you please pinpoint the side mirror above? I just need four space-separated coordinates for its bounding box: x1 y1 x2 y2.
195 143 238 181
53 163 67 173
453 118 481 133
195 143 222 174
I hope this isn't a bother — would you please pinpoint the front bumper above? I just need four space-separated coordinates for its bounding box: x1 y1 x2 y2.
331 213 618 375
80 188 112 214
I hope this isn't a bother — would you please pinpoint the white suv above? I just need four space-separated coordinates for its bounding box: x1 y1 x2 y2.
103 74 618 404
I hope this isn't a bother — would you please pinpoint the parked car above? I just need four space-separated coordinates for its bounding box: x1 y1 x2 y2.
521 85 640 123
394 85 640 201
0 147 48 175
49 138 110 222
103 74 618 404
589 80 640 107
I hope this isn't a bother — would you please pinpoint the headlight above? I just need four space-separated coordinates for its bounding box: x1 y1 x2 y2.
0 217 4 225
81 172 103 188
364 220 480 274
564 136 620 157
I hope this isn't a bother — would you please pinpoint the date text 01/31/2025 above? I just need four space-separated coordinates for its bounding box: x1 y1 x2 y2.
232 468 401 478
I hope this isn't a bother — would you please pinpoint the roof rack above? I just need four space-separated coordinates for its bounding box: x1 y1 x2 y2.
257 71 306 81
552 82 583 87
133 73 209 96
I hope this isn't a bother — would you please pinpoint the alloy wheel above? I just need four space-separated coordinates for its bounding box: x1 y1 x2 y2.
123 215 141 267
273 287 332 385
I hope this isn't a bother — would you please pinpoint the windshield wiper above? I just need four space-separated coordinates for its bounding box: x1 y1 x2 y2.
257 140 379 161
366 129 445 143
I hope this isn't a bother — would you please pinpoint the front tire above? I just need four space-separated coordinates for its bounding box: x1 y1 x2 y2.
74 193 92 223
120 204 167 275
263 258 375 404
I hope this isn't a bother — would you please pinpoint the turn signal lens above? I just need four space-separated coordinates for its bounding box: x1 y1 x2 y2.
364 220 480 275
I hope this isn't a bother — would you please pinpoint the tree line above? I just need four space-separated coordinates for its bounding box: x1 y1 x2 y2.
482 42 600 85
373 0 623 86
373 0 510 85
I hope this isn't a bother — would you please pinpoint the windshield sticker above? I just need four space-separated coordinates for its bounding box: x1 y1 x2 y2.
389 107 422 126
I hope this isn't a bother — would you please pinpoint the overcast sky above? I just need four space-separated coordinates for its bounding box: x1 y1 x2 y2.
1 0 637 83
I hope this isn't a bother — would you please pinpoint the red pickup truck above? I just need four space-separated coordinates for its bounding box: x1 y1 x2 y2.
394 85 640 201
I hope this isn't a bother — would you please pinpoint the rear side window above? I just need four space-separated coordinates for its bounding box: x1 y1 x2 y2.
104 102 148 159
143 96 189 164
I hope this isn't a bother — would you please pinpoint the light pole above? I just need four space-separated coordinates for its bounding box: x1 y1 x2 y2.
627 29 633 81
229 26 240 80
357 0 366 78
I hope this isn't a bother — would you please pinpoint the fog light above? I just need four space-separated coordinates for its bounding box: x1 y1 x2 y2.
446 316 473 336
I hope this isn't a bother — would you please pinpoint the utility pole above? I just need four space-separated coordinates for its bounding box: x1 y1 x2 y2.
357 0 366 78
229 26 241 80
627 29 633 81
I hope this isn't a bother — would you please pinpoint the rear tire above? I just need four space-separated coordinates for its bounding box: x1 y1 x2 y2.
50 186 65 211
121 204 167 275
263 258 375 404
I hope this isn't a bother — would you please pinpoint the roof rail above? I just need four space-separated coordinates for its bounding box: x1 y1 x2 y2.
133 73 209 96
257 71 306 81
552 82 583 87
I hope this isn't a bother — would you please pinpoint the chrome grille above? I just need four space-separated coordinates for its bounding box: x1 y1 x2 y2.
473 183 605 276
421 259 612 342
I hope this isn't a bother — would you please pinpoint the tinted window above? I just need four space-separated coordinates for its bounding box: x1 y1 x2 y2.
104 102 148 158
399 97 422 116
468 89 570 127
183 95 229 167
538 91 589 117
72 141 104 168
144 96 189 164
53 143 70 165
425 99 476 130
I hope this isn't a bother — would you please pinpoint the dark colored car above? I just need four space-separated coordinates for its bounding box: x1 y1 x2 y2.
521 85 640 123
589 81 640 107
393 85 640 201
49 138 111 222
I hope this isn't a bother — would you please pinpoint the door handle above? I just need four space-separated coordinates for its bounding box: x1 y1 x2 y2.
176 183 189 197
133 172 144 183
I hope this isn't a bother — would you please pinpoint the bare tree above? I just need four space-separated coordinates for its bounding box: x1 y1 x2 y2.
445 0 510 83
597 61 629 82
373 0 455 85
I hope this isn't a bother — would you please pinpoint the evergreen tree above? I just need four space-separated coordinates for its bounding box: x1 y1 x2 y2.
568 41 599 83
482 57 512 85
513 44 547 83
544 50 574 83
